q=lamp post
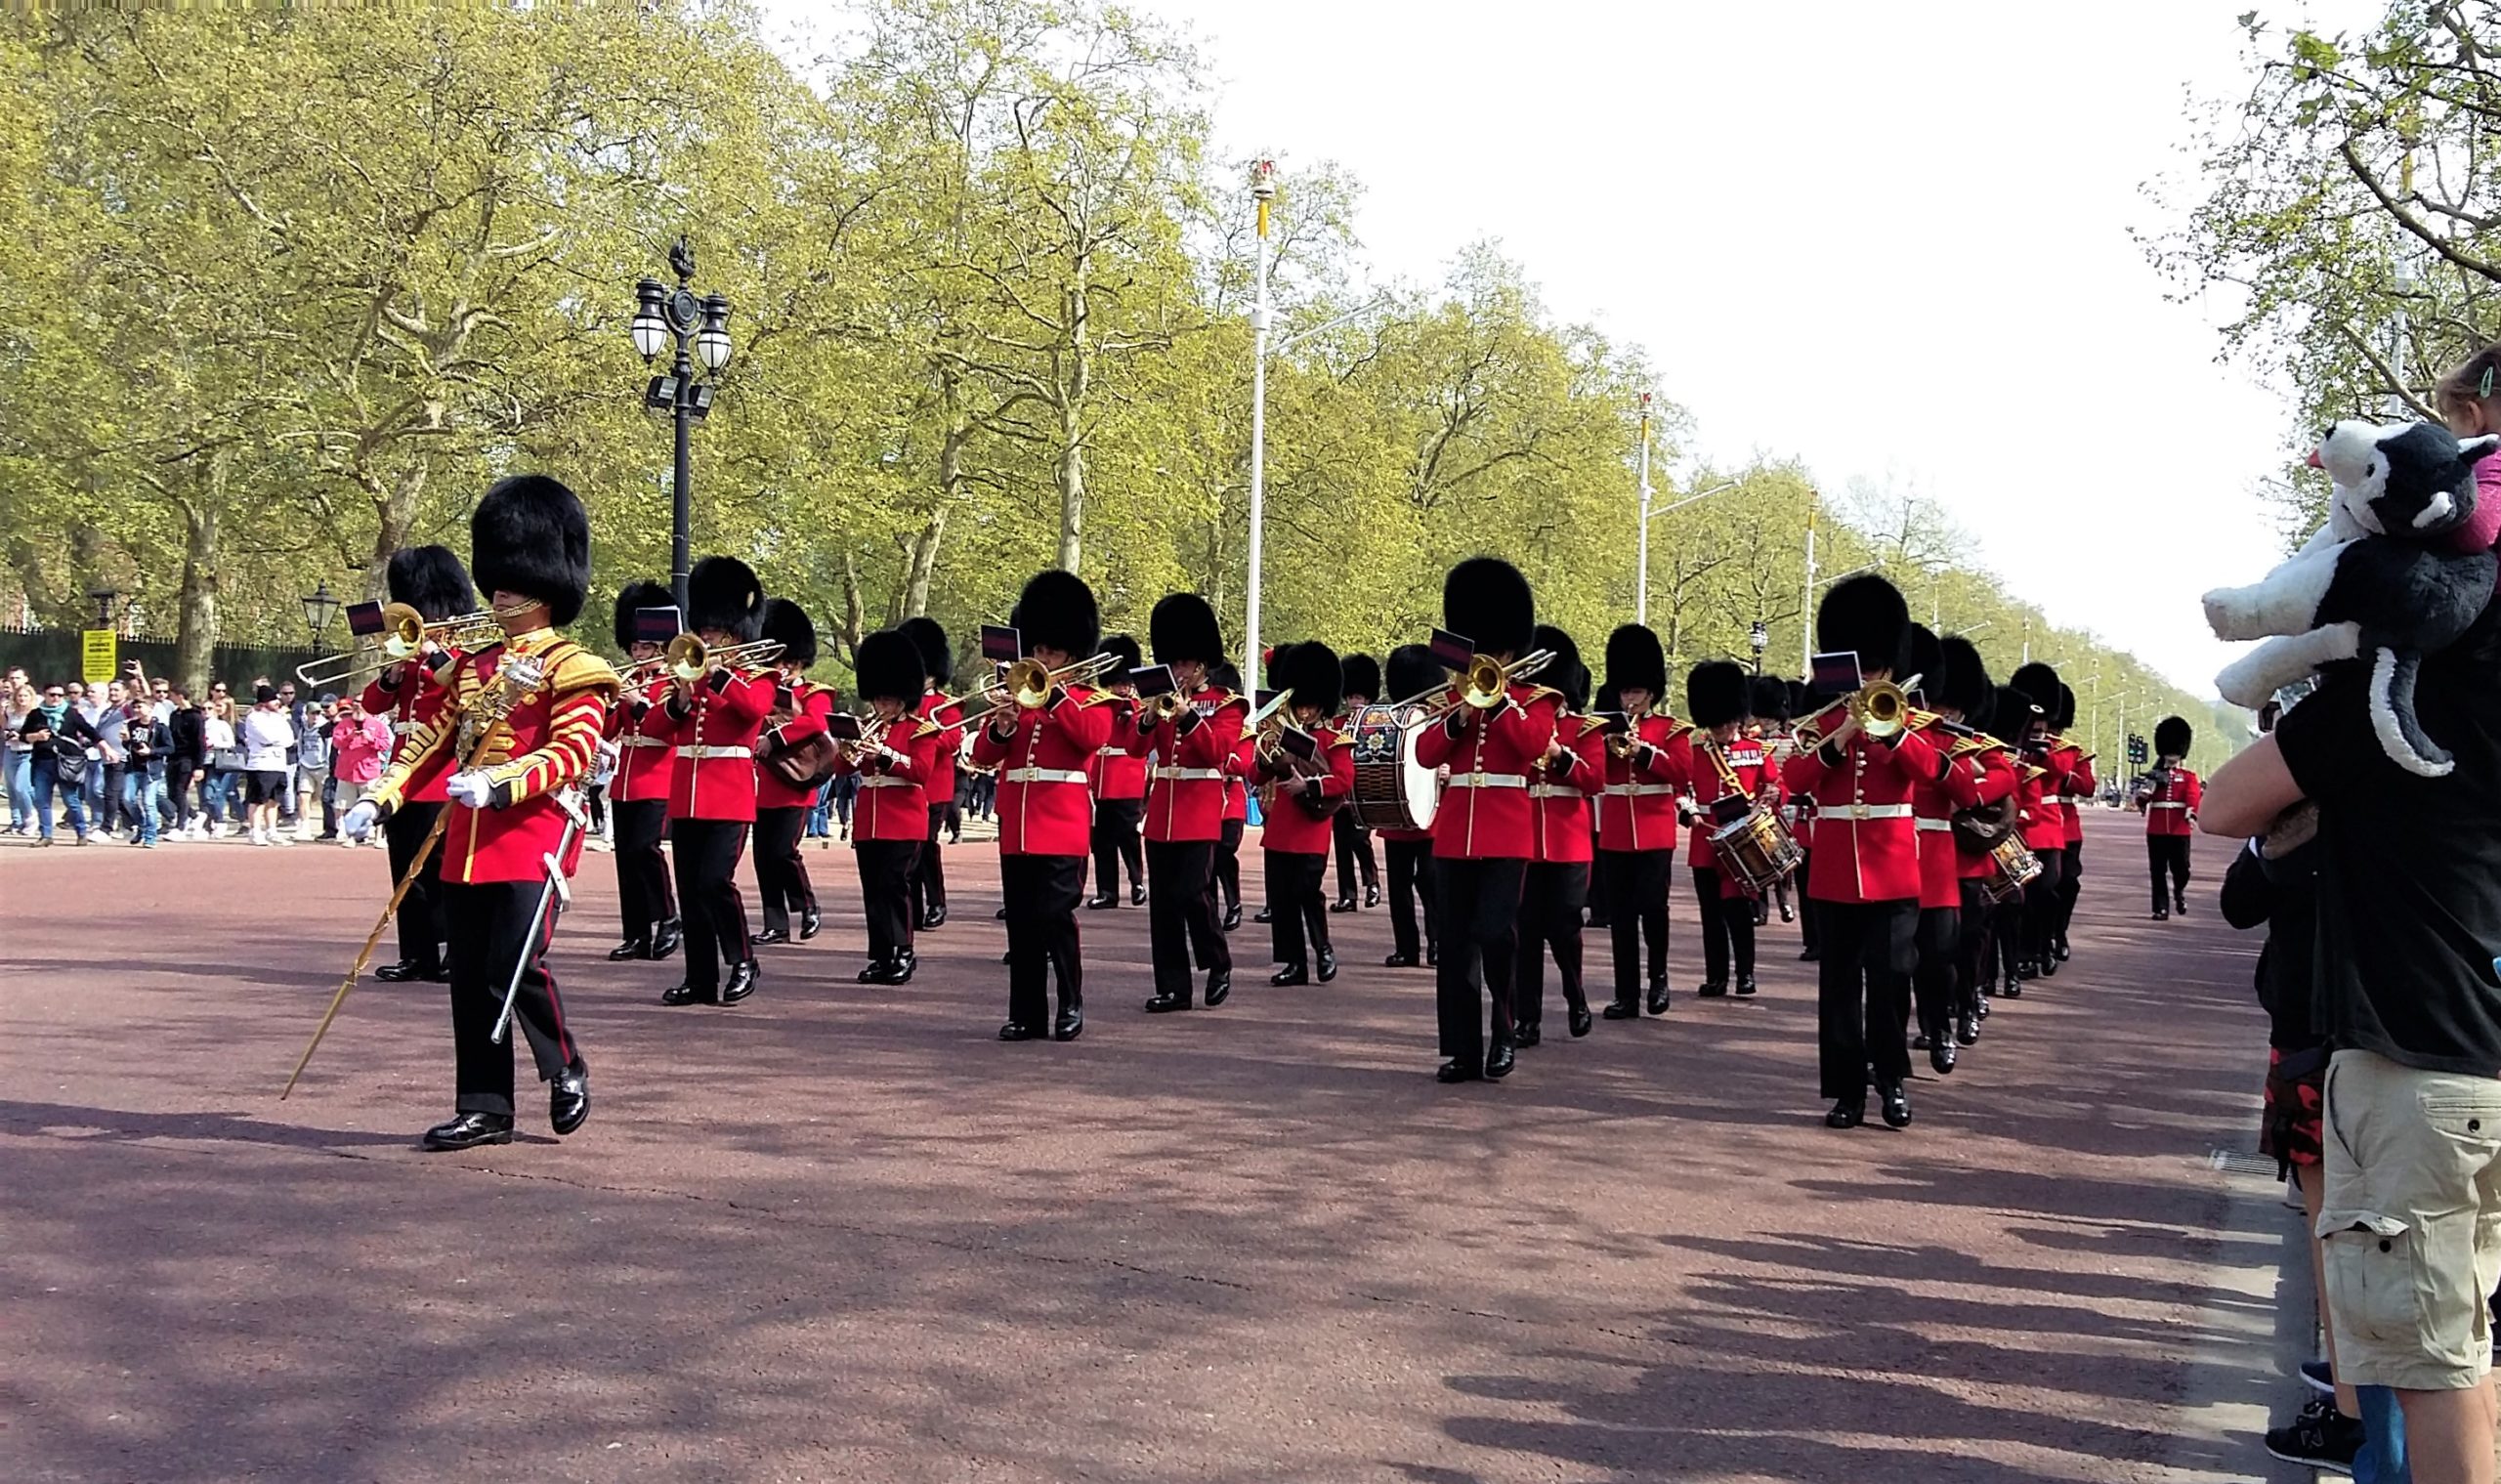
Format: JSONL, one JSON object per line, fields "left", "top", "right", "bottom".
{"left": 300, "top": 581, "right": 342, "bottom": 645}
{"left": 88, "top": 586, "right": 119, "bottom": 630}
{"left": 1244, "top": 159, "right": 1277, "bottom": 678}
{"left": 1748, "top": 620, "right": 1768, "bottom": 674}
{"left": 631, "top": 237, "right": 733, "bottom": 614}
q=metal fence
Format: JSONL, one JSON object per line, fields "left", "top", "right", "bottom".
{"left": 0, "top": 629, "right": 325, "bottom": 694}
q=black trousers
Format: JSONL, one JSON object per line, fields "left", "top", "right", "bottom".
{"left": 1795, "top": 848, "right": 1821, "bottom": 954}
{"left": 752, "top": 805, "right": 818, "bottom": 935}
{"left": 440, "top": 878, "right": 579, "bottom": 1119}
{"left": 1911, "top": 904, "right": 1962, "bottom": 1043}
{"left": 1598, "top": 848, "right": 1673, "bottom": 1006}
{"left": 1435, "top": 856, "right": 1527, "bottom": 1066}
{"left": 2054, "top": 839, "right": 2084, "bottom": 946}
{"left": 1954, "top": 879, "right": 1992, "bottom": 1015}
{"left": 1385, "top": 837, "right": 1438, "bottom": 959}
{"left": 1693, "top": 867, "right": 1758, "bottom": 985}
{"left": 1147, "top": 838, "right": 1227, "bottom": 998}
{"left": 1265, "top": 850, "right": 1333, "bottom": 967}
{"left": 857, "top": 837, "right": 917, "bottom": 962}
{"left": 1989, "top": 885, "right": 2023, "bottom": 988}
{"left": 611, "top": 797, "right": 676, "bottom": 941}
{"left": 1586, "top": 836, "right": 1610, "bottom": 927}
{"left": 907, "top": 802, "right": 950, "bottom": 923}
{"left": 1214, "top": 818, "right": 1244, "bottom": 912}
{"left": 1090, "top": 796, "right": 1144, "bottom": 896}
{"left": 2149, "top": 834, "right": 2191, "bottom": 910}
{"left": 2021, "top": 846, "right": 2066, "bottom": 964}
{"left": 1002, "top": 853, "right": 1084, "bottom": 1028}
{"left": 1512, "top": 860, "right": 1590, "bottom": 1030}
{"left": 1332, "top": 809, "right": 1378, "bottom": 900}
{"left": 167, "top": 757, "right": 197, "bottom": 829}
{"left": 386, "top": 801, "right": 447, "bottom": 971}
{"left": 669, "top": 818, "right": 751, "bottom": 995}
{"left": 1816, "top": 898, "right": 1916, "bottom": 1100}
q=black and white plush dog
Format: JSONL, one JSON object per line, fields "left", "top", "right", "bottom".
{"left": 2204, "top": 419, "right": 2498, "bottom": 777}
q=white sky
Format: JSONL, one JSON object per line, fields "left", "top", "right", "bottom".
{"left": 769, "top": 0, "right": 2389, "bottom": 695}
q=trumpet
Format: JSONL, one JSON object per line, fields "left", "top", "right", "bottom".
{"left": 930, "top": 651, "right": 1123, "bottom": 737}
{"left": 1412, "top": 648, "right": 1556, "bottom": 722}
{"left": 293, "top": 603, "right": 504, "bottom": 688}
{"left": 663, "top": 633, "right": 785, "bottom": 683}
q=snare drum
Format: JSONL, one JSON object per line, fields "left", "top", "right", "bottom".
{"left": 1348, "top": 702, "right": 1438, "bottom": 832}
{"left": 1707, "top": 806, "right": 1802, "bottom": 897}
{"left": 1979, "top": 835, "right": 2043, "bottom": 905}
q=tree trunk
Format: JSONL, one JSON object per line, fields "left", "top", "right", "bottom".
{"left": 172, "top": 461, "right": 223, "bottom": 697}
{"left": 363, "top": 450, "right": 434, "bottom": 587}
{"left": 836, "top": 550, "right": 867, "bottom": 669}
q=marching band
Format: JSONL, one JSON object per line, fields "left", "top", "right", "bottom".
{"left": 313, "top": 520, "right": 2125, "bottom": 1149}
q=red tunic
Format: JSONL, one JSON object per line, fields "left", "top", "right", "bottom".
{"left": 970, "top": 685, "right": 1114, "bottom": 857}
{"left": 914, "top": 692, "right": 966, "bottom": 820}
{"left": 1127, "top": 687, "right": 1252, "bottom": 843}
{"left": 360, "top": 652, "right": 462, "bottom": 806}
{"left": 755, "top": 679, "right": 837, "bottom": 812}
{"left": 652, "top": 670, "right": 772, "bottom": 823}
{"left": 1782, "top": 725, "right": 1943, "bottom": 905}
{"left": 2049, "top": 741, "right": 2092, "bottom": 845}
{"left": 1088, "top": 698, "right": 1150, "bottom": 801}
{"left": 2141, "top": 767, "right": 2203, "bottom": 836}
{"left": 1530, "top": 712, "right": 1606, "bottom": 864}
{"left": 2015, "top": 745, "right": 2065, "bottom": 852}
{"left": 1412, "top": 684, "right": 1548, "bottom": 861}
{"left": 1907, "top": 724, "right": 1985, "bottom": 911}
{"left": 1954, "top": 743, "right": 2021, "bottom": 881}
{"left": 1595, "top": 715, "right": 1691, "bottom": 854}
{"left": 1688, "top": 732, "right": 1778, "bottom": 897}
{"left": 829, "top": 713, "right": 942, "bottom": 841}
{"left": 1256, "top": 724, "right": 1356, "bottom": 855}
{"left": 605, "top": 675, "right": 677, "bottom": 806}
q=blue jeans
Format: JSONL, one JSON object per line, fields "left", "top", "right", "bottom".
{"left": 4, "top": 748, "right": 30, "bottom": 830}
{"left": 122, "top": 771, "right": 165, "bottom": 844}
{"left": 32, "top": 755, "right": 86, "bottom": 840}
{"left": 2353, "top": 1384, "right": 2409, "bottom": 1483}
{"left": 806, "top": 787, "right": 833, "bottom": 838}
{"left": 199, "top": 767, "right": 235, "bottom": 826}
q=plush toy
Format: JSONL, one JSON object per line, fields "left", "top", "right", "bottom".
{"left": 2203, "top": 419, "right": 2500, "bottom": 777}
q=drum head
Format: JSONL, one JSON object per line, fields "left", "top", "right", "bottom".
{"left": 1402, "top": 749, "right": 1438, "bottom": 828}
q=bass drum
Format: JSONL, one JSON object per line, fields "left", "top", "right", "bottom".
{"left": 1347, "top": 702, "right": 1438, "bottom": 832}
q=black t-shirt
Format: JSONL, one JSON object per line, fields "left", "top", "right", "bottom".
{"left": 2279, "top": 616, "right": 2501, "bottom": 1075}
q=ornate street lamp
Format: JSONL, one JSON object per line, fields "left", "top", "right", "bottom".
{"left": 632, "top": 238, "right": 733, "bottom": 613}
{"left": 302, "top": 580, "right": 342, "bottom": 644}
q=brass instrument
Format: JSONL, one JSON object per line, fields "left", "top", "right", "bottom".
{"left": 665, "top": 632, "right": 786, "bottom": 683}
{"left": 1411, "top": 648, "right": 1557, "bottom": 722}
{"left": 1609, "top": 710, "right": 1693, "bottom": 760}
{"left": 293, "top": 602, "right": 503, "bottom": 688}
{"left": 933, "top": 651, "right": 1123, "bottom": 737}
{"left": 1792, "top": 673, "right": 1924, "bottom": 751}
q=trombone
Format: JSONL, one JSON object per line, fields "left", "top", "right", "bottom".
{"left": 294, "top": 603, "right": 502, "bottom": 688}
{"left": 655, "top": 633, "right": 785, "bottom": 685}
{"left": 927, "top": 651, "right": 1121, "bottom": 737}
{"left": 1793, "top": 673, "right": 1925, "bottom": 752}
{"left": 1410, "top": 649, "right": 1556, "bottom": 722}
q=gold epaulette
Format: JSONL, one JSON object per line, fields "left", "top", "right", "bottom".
{"left": 1575, "top": 714, "right": 1612, "bottom": 739}
{"left": 539, "top": 640, "right": 622, "bottom": 701}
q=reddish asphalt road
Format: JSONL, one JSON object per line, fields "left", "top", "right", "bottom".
{"left": 5, "top": 812, "right": 2308, "bottom": 1482}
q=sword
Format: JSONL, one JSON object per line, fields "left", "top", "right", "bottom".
{"left": 491, "top": 784, "right": 585, "bottom": 1046}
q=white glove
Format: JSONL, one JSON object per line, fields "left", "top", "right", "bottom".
{"left": 341, "top": 800, "right": 380, "bottom": 841}
{"left": 445, "top": 770, "right": 495, "bottom": 809}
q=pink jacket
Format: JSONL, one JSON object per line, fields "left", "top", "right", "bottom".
{"left": 2451, "top": 453, "right": 2501, "bottom": 553}
{"left": 332, "top": 712, "right": 395, "bottom": 784}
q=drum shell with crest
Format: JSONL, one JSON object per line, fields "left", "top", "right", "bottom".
{"left": 1347, "top": 702, "right": 1439, "bottom": 832}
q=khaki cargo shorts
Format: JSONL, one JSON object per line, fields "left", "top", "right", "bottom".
{"left": 2318, "top": 1047, "right": 2501, "bottom": 1391}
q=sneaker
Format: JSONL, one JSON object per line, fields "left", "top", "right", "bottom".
{"left": 2300, "top": 1358, "right": 2334, "bottom": 1396}
{"left": 273, "top": 832, "right": 295, "bottom": 847}
{"left": 249, "top": 828, "right": 269, "bottom": 846}
{"left": 2264, "top": 1396, "right": 2360, "bottom": 1474}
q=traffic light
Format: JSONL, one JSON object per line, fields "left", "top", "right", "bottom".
{"left": 2127, "top": 733, "right": 2148, "bottom": 765}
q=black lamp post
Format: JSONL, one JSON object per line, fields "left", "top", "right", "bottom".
{"left": 631, "top": 237, "right": 733, "bottom": 614}
{"left": 87, "top": 586, "right": 119, "bottom": 630}
{"left": 301, "top": 580, "right": 342, "bottom": 644}
{"left": 1748, "top": 620, "right": 1768, "bottom": 675}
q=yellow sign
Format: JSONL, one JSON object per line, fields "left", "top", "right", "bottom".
{"left": 81, "top": 629, "right": 116, "bottom": 684}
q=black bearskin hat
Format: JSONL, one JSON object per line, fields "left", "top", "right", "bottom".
{"left": 898, "top": 615, "right": 951, "bottom": 686}
{"left": 1685, "top": 659, "right": 1749, "bottom": 729}
{"left": 1149, "top": 591, "right": 1225, "bottom": 666}
{"left": 2155, "top": 715, "right": 2193, "bottom": 757}
{"left": 2008, "top": 661, "right": 2060, "bottom": 715}
{"left": 854, "top": 629, "right": 927, "bottom": 704}
{"left": 1786, "top": 679, "right": 1812, "bottom": 721}
{"left": 687, "top": 556, "right": 766, "bottom": 643}
{"left": 1384, "top": 643, "right": 1444, "bottom": 703}
{"left": 1272, "top": 641, "right": 1343, "bottom": 716}
{"left": 388, "top": 545, "right": 476, "bottom": 624}
{"left": 1604, "top": 623, "right": 1668, "bottom": 697}
{"left": 1750, "top": 675, "right": 1792, "bottom": 725}
{"left": 471, "top": 475, "right": 591, "bottom": 627}
{"left": 2056, "top": 683, "right": 2078, "bottom": 732}
{"left": 1904, "top": 623, "right": 1943, "bottom": 695}
{"left": 1339, "top": 652, "right": 1380, "bottom": 703}
{"left": 1815, "top": 573, "right": 1909, "bottom": 676}
{"left": 1936, "top": 636, "right": 1991, "bottom": 718}
{"left": 612, "top": 579, "right": 673, "bottom": 652}
{"left": 1444, "top": 556, "right": 1534, "bottom": 657}
{"left": 1591, "top": 679, "right": 1621, "bottom": 717}
{"left": 1009, "top": 570, "right": 1101, "bottom": 660}
{"left": 1991, "top": 683, "right": 2045, "bottom": 740}
{"left": 761, "top": 598, "right": 819, "bottom": 669}
{"left": 1098, "top": 631, "right": 1142, "bottom": 673}
{"left": 1209, "top": 660, "right": 1243, "bottom": 695}
{"left": 1532, "top": 624, "right": 1589, "bottom": 711}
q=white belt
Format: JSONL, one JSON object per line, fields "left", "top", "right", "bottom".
{"left": 392, "top": 720, "right": 417, "bottom": 736}
{"left": 1152, "top": 767, "right": 1224, "bottom": 781}
{"left": 1528, "top": 784, "right": 1584, "bottom": 799}
{"left": 1604, "top": 783, "right": 1674, "bottom": 797}
{"left": 1096, "top": 746, "right": 1129, "bottom": 757}
{"left": 860, "top": 776, "right": 914, "bottom": 789}
{"left": 1004, "top": 767, "right": 1086, "bottom": 784}
{"left": 1826, "top": 803, "right": 1913, "bottom": 821}
{"left": 2052, "top": 795, "right": 2087, "bottom": 806}
{"left": 677, "top": 744, "right": 751, "bottom": 760}
{"left": 1448, "top": 772, "right": 1527, "bottom": 789}
{"left": 2147, "top": 801, "right": 2188, "bottom": 810}
{"left": 1916, "top": 818, "right": 1952, "bottom": 832}
{"left": 618, "top": 736, "right": 668, "bottom": 748}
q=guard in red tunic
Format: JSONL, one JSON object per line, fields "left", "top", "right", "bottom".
{"left": 1783, "top": 574, "right": 1942, "bottom": 1130}
{"left": 834, "top": 630, "right": 946, "bottom": 983}
{"left": 1211, "top": 659, "right": 1250, "bottom": 933}
{"left": 1784, "top": 678, "right": 1822, "bottom": 961}
{"left": 1085, "top": 632, "right": 1149, "bottom": 909}
{"left": 751, "top": 599, "right": 834, "bottom": 947}
{"left": 1127, "top": 594, "right": 1251, "bottom": 1011}
{"left": 2048, "top": 683, "right": 2096, "bottom": 961}
{"left": 1685, "top": 660, "right": 1774, "bottom": 999}
{"left": 1899, "top": 625, "right": 1988, "bottom": 1075}
{"left": 2140, "top": 714, "right": 2201, "bottom": 919}
{"left": 1595, "top": 623, "right": 1692, "bottom": 1020}
{"left": 1255, "top": 641, "right": 1355, "bottom": 985}
{"left": 360, "top": 544, "right": 474, "bottom": 984}
{"left": 343, "top": 475, "right": 617, "bottom": 1151}
{"left": 1330, "top": 652, "right": 1383, "bottom": 913}
{"left": 1935, "top": 637, "right": 2015, "bottom": 1049}
{"left": 1415, "top": 557, "right": 1550, "bottom": 1083}
{"left": 1749, "top": 678, "right": 1799, "bottom": 929}
{"left": 971, "top": 570, "right": 1113, "bottom": 1040}
{"left": 1377, "top": 645, "right": 1445, "bottom": 969}
{"left": 2006, "top": 662, "right": 2072, "bottom": 982}
{"left": 899, "top": 616, "right": 959, "bottom": 932}
{"left": 603, "top": 580, "right": 682, "bottom": 962}
{"left": 1513, "top": 625, "right": 1604, "bottom": 1044}
{"left": 652, "top": 556, "right": 771, "bottom": 1008}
